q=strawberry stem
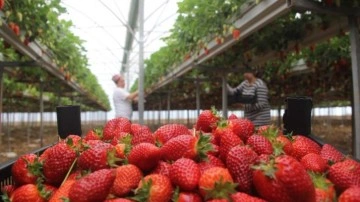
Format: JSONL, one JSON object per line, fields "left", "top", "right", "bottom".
{"left": 60, "top": 158, "right": 77, "bottom": 186}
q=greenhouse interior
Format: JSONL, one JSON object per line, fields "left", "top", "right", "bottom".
{"left": 1, "top": 0, "right": 360, "bottom": 201}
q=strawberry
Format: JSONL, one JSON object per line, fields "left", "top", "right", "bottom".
{"left": 246, "top": 135, "right": 273, "bottom": 155}
{"left": 199, "top": 167, "right": 236, "bottom": 200}
{"left": 275, "top": 135, "right": 293, "bottom": 156}
{"left": 111, "top": 132, "right": 132, "bottom": 146}
{"left": 338, "top": 186, "right": 360, "bottom": 202}
{"left": 0, "top": 0, "right": 4, "bottom": 10}
{"left": 229, "top": 119, "right": 254, "bottom": 142}
{"left": 128, "top": 143, "right": 161, "bottom": 172}
{"left": 10, "top": 183, "right": 54, "bottom": 202}
{"left": 253, "top": 155, "right": 316, "bottom": 202}
{"left": 78, "top": 142, "right": 119, "bottom": 171}
{"left": 111, "top": 164, "right": 143, "bottom": 197}
{"left": 328, "top": 159, "right": 360, "bottom": 191}
{"left": 195, "top": 109, "right": 219, "bottom": 133}
{"left": 84, "top": 128, "right": 103, "bottom": 140}
{"left": 134, "top": 174, "right": 173, "bottom": 202}
{"left": 11, "top": 154, "right": 42, "bottom": 185}
{"left": 152, "top": 161, "right": 171, "bottom": 177}
{"left": 49, "top": 177, "right": 76, "bottom": 202}
{"left": 43, "top": 142, "right": 77, "bottom": 186}
{"left": 103, "top": 117, "right": 131, "bottom": 140}
{"left": 170, "top": 158, "right": 201, "bottom": 191}
{"left": 199, "top": 155, "right": 225, "bottom": 174}
{"left": 231, "top": 192, "right": 267, "bottom": 202}
{"left": 219, "top": 128, "right": 243, "bottom": 162}
{"left": 131, "top": 126, "right": 155, "bottom": 145}
{"left": 131, "top": 123, "right": 142, "bottom": 134}
{"left": 8, "top": 22, "right": 20, "bottom": 36}
{"left": 161, "top": 134, "right": 212, "bottom": 161}
{"left": 309, "top": 173, "right": 336, "bottom": 202}
{"left": 105, "top": 199, "right": 134, "bottom": 202}
{"left": 174, "top": 192, "right": 202, "bottom": 202}
{"left": 291, "top": 135, "right": 321, "bottom": 160}
{"left": 208, "top": 143, "right": 220, "bottom": 156}
{"left": 154, "top": 124, "right": 192, "bottom": 145}
{"left": 300, "top": 153, "right": 328, "bottom": 173}
{"left": 216, "top": 37, "right": 223, "bottom": 45}
{"left": 228, "top": 114, "right": 238, "bottom": 120}
{"left": 226, "top": 145, "right": 258, "bottom": 193}
{"left": 207, "top": 199, "right": 228, "bottom": 202}
{"left": 1, "top": 185, "right": 15, "bottom": 198}
{"left": 69, "top": 169, "right": 115, "bottom": 202}
{"left": 232, "top": 29, "right": 240, "bottom": 40}
{"left": 320, "top": 144, "right": 344, "bottom": 164}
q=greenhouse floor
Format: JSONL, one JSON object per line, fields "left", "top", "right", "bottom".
{"left": 0, "top": 116, "right": 352, "bottom": 164}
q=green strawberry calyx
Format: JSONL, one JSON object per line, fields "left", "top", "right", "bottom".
{"left": 252, "top": 158, "right": 277, "bottom": 179}
{"left": 132, "top": 178, "right": 153, "bottom": 202}
{"left": 171, "top": 186, "right": 180, "bottom": 202}
{"left": 203, "top": 177, "right": 237, "bottom": 200}
{"left": 196, "top": 133, "right": 214, "bottom": 161}
{"left": 308, "top": 172, "right": 333, "bottom": 190}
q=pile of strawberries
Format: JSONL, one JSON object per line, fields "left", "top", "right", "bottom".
{"left": 2, "top": 109, "right": 360, "bottom": 202}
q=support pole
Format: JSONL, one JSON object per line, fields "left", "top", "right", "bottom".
{"left": 277, "top": 105, "right": 282, "bottom": 128}
{"left": 222, "top": 74, "right": 228, "bottom": 119}
{"left": 138, "top": 0, "right": 145, "bottom": 124}
{"left": 196, "top": 79, "right": 201, "bottom": 116}
{"left": 349, "top": 16, "right": 360, "bottom": 158}
{"left": 0, "top": 67, "right": 3, "bottom": 140}
{"left": 39, "top": 81, "right": 44, "bottom": 147}
{"left": 167, "top": 93, "right": 171, "bottom": 123}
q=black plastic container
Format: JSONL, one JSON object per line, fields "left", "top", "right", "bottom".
{"left": 283, "top": 96, "right": 313, "bottom": 136}
{"left": 56, "top": 105, "right": 82, "bottom": 138}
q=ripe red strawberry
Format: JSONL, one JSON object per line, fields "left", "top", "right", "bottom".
{"left": 49, "top": 177, "right": 76, "bottom": 202}
{"left": 229, "top": 118, "right": 254, "bottom": 142}
{"left": 0, "top": 0, "right": 4, "bottom": 10}
{"left": 228, "top": 114, "right": 238, "bottom": 120}
{"left": 43, "top": 142, "right": 77, "bottom": 186}
{"left": 170, "top": 158, "right": 200, "bottom": 191}
{"left": 309, "top": 173, "right": 336, "bottom": 202}
{"left": 253, "top": 155, "right": 316, "bottom": 202}
{"left": 131, "top": 123, "right": 142, "bottom": 134}
{"left": 131, "top": 126, "right": 155, "bottom": 145}
{"left": 111, "top": 164, "right": 143, "bottom": 197}
{"left": 1, "top": 185, "right": 15, "bottom": 198}
{"left": 275, "top": 135, "right": 293, "bottom": 156}
{"left": 9, "top": 22, "right": 20, "bottom": 36}
{"left": 199, "top": 167, "right": 236, "bottom": 200}
{"left": 78, "top": 142, "right": 119, "bottom": 171}
{"left": 207, "top": 199, "right": 228, "bottom": 202}
{"left": 103, "top": 117, "right": 131, "bottom": 140}
{"left": 328, "top": 159, "right": 360, "bottom": 191}
{"left": 338, "top": 186, "right": 360, "bottom": 202}
{"left": 231, "top": 192, "right": 267, "bottom": 202}
{"left": 199, "top": 155, "right": 225, "bottom": 174}
{"left": 174, "top": 192, "right": 202, "bottom": 202}
{"left": 300, "top": 153, "right": 328, "bottom": 173}
{"left": 104, "top": 199, "right": 134, "bottom": 202}
{"left": 128, "top": 143, "right": 161, "bottom": 172}
{"left": 10, "top": 184, "right": 54, "bottom": 202}
{"left": 232, "top": 29, "right": 240, "bottom": 39}
{"left": 320, "top": 144, "right": 344, "bottom": 164}
{"left": 134, "top": 174, "right": 173, "bottom": 202}
{"left": 161, "top": 134, "right": 212, "bottom": 161}
{"left": 84, "top": 128, "right": 103, "bottom": 140}
{"left": 195, "top": 109, "right": 219, "bottom": 133}
{"left": 152, "top": 161, "right": 171, "bottom": 177}
{"left": 208, "top": 143, "right": 220, "bottom": 156}
{"left": 154, "top": 124, "right": 192, "bottom": 145}
{"left": 69, "top": 169, "right": 115, "bottom": 202}
{"left": 226, "top": 145, "right": 258, "bottom": 193}
{"left": 11, "top": 154, "right": 42, "bottom": 185}
{"left": 246, "top": 134, "right": 273, "bottom": 155}
{"left": 292, "top": 135, "right": 321, "bottom": 160}
{"left": 219, "top": 128, "right": 243, "bottom": 162}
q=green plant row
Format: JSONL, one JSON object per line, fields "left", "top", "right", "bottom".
{"left": 0, "top": 0, "right": 110, "bottom": 111}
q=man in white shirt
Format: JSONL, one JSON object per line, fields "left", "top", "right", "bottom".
{"left": 112, "top": 74, "right": 138, "bottom": 119}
